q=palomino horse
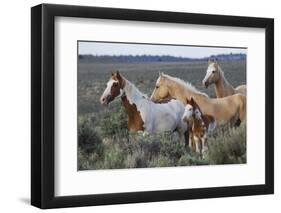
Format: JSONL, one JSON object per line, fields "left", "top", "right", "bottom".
{"left": 100, "top": 71, "right": 188, "bottom": 144}
{"left": 150, "top": 72, "right": 246, "bottom": 126}
{"left": 202, "top": 59, "right": 247, "bottom": 98}
{"left": 182, "top": 98, "right": 216, "bottom": 158}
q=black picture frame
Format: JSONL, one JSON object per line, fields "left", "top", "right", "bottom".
{"left": 31, "top": 3, "right": 274, "bottom": 209}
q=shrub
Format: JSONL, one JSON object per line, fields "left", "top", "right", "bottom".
{"left": 148, "top": 155, "right": 174, "bottom": 167}
{"left": 207, "top": 122, "right": 246, "bottom": 164}
{"left": 78, "top": 147, "right": 101, "bottom": 170}
{"left": 78, "top": 110, "right": 246, "bottom": 170}
{"left": 78, "top": 116, "right": 104, "bottom": 155}
{"left": 125, "top": 150, "right": 148, "bottom": 168}
{"left": 99, "top": 101, "right": 128, "bottom": 138}
{"left": 102, "top": 144, "right": 125, "bottom": 169}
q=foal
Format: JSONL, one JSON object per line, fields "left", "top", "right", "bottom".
{"left": 182, "top": 98, "right": 216, "bottom": 158}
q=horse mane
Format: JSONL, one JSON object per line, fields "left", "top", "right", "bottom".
{"left": 163, "top": 74, "right": 209, "bottom": 98}
{"left": 216, "top": 64, "right": 232, "bottom": 86}
{"left": 121, "top": 75, "right": 149, "bottom": 106}
{"left": 153, "top": 97, "right": 175, "bottom": 104}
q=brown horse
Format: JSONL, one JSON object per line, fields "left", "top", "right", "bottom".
{"left": 182, "top": 98, "right": 216, "bottom": 158}
{"left": 202, "top": 59, "right": 247, "bottom": 98}
{"left": 150, "top": 72, "right": 246, "bottom": 126}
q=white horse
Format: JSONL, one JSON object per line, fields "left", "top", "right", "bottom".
{"left": 100, "top": 71, "right": 188, "bottom": 144}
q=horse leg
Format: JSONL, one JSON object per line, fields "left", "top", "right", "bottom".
{"left": 177, "top": 120, "right": 189, "bottom": 146}
{"left": 194, "top": 136, "right": 200, "bottom": 153}
{"left": 190, "top": 133, "right": 195, "bottom": 152}
{"left": 184, "top": 130, "right": 189, "bottom": 147}
{"left": 194, "top": 136, "right": 203, "bottom": 159}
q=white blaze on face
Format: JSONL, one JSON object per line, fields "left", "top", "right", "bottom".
{"left": 100, "top": 79, "right": 118, "bottom": 103}
{"left": 202, "top": 63, "right": 216, "bottom": 85}
{"left": 182, "top": 104, "right": 193, "bottom": 121}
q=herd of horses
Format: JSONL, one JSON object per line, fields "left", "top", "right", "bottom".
{"left": 100, "top": 59, "right": 246, "bottom": 158}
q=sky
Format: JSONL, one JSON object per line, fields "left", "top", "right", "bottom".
{"left": 78, "top": 41, "right": 247, "bottom": 59}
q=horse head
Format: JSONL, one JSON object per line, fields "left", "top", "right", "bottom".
{"left": 150, "top": 72, "right": 170, "bottom": 101}
{"left": 202, "top": 58, "right": 220, "bottom": 88}
{"left": 100, "top": 71, "right": 125, "bottom": 105}
{"left": 189, "top": 97, "right": 204, "bottom": 120}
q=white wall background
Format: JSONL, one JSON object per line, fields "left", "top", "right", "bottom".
{"left": 0, "top": 0, "right": 279, "bottom": 212}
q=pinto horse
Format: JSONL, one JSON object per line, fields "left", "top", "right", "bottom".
{"left": 182, "top": 98, "right": 216, "bottom": 158}
{"left": 100, "top": 71, "right": 189, "bottom": 144}
{"left": 150, "top": 72, "right": 246, "bottom": 126}
{"left": 202, "top": 59, "right": 247, "bottom": 98}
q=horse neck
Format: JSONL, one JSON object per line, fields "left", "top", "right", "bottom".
{"left": 167, "top": 79, "right": 208, "bottom": 106}
{"left": 123, "top": 78, "right": 146, "bottom": 106}
{"left": 215, "top": 67, "right": 235, "bottom": 97}
{"left": 121, "top": 95, "right": 137, "bottom": 116}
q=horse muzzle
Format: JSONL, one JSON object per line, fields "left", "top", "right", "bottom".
{"left": 203, "top": 81, "right": 209, "bottom": 88}
{"left": 100, "top": 95, "right": 114, "bottom": 105}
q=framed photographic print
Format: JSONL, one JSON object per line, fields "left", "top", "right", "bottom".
{"left": 31, "top": 3, "right": 274, "bottom": 209}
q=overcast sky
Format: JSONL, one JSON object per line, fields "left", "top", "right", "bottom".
{"left": 78, "top": 41, "right": 247, "bottom": 58}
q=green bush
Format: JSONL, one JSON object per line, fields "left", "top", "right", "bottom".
{"left": 102, "top": 144, "right": 125, "bottom": 169}
{"left": 78, "top": 116, "right": 104, "bottom": 155}
{"left": 207, "top": 122, "right": 246, "bottom": 164}
{"left": 99, "top": 101, "right": 128, "bottom": 138}
{"left": 78, "top": 110, "right": 247, "bottom": 170}
{"left": 78, "top": 116, "right": 105, "bottom": 170}
{"left": 125, "top": 150, "right": 148, "bottom": 168}
{"left": 148, "top": 155, "right": 174, "bottom": 167}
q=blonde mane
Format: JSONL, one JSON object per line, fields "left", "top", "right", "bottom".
{"left": 217, "top": 65, "right": 228, "bottom": 83}
{"left": 163, "top": 74, "right": 209, "bottom": 98}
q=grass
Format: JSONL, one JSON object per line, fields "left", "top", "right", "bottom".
{"left": 77, "top": 60, "right": 247, "bottom": 170}
{"left": 78, "top": 103, "right": 246, "bottom": 170}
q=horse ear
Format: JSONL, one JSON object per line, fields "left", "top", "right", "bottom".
{"left": 190, "top": 97, "right": 195, "bottom": 106}
{"left": 116, "top": 71, "right": 122, "bottom": 81}
{"left": 213, "top": 59, "right": 219, "bottom": 68}
{"left": 159, "top": 72, "right": 165, "bottom": 77}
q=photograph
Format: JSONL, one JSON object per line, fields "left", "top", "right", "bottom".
{"left": 30, "top": 3, "right": 274, "bottom": 209}
{"left": 77, "top": 41, "right": 247, "bottom": 170}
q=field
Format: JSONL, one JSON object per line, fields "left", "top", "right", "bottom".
{"left": 78, "top": 60, "right": 246, "bottom": 170}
